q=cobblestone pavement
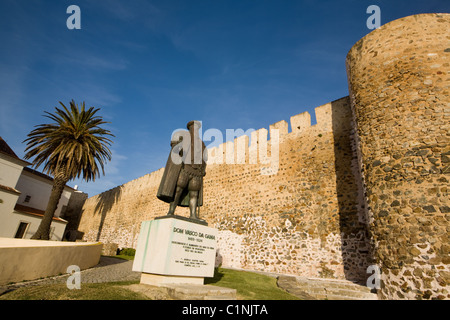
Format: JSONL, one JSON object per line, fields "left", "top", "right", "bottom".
{"left": 70, "top": 256, "right": 140, "bottom": 283}
{"left": 1, "top": 256, "right": 140, "bottom": 294}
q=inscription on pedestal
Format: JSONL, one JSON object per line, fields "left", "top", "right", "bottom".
{"left": 132, "top": 217, "right": 217, "bottom": 278}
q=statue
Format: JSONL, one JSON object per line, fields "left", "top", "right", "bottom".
{"left": 157, "top": 120, "right": 207, "bottom": 220}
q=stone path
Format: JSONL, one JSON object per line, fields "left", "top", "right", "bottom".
{"left": 73, "top": 257, "right": 141, "bottom": 283}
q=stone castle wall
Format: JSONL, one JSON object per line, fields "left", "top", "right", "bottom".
{"left": 79, "top": 96, "right": 373, "bottom": 283}
{"left": 346, "top": 13, "right": 449, "bottom": 299}
{"left": 77, "top": 13, "right": 449, "bottom": 299}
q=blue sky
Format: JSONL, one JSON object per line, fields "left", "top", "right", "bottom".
{"left": 0, "top": 0, "right": 448, "bottom": 197}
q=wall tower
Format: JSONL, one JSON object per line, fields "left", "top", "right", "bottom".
{"left": 346, "top": 13, "right": 449, "bottom": 299}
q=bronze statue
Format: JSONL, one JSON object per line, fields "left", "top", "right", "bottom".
{"left": 157, "top": 121, "right": 207, "bottom": 220}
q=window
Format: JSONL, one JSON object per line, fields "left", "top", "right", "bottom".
{"left": 24, "top": 195, "right": 31, "bottom": 203}
{"left": 14, "top": 222, "right": 29, "bottom": 239}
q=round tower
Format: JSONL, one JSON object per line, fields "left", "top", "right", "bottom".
{"left": 346, "top": 13, "right": 449, "bottom": 299}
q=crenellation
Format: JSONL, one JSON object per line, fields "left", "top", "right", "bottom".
{"left": 249, "top": 129, "right": 259, "bottom": 164}
{"left": 314, "top": 102, "right": 333, "bottom": 132}
{"left": 290, "top": 111, "right": 311, "bottom": 134}
{"left": 207, "top": 145, "right": 222, "bottom": 165}
{"left": 269, "top": 120, "right": 288, "bottom": 138}
{"left": 225, "top": 140, "right": 234, "bottom": 165}
{"left": 234, "top": 135, "right": 248, "bottom": 164}
{"left": 204, "top": 109, "right": 344, "bottom": 166}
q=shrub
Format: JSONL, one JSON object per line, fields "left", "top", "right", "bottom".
{"left": 118, "top": 248, "right": 136, "bottom": 256}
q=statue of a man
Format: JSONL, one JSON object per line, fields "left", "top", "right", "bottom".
{"left": 157, "top": 120, "right": 207, "bottom": 220}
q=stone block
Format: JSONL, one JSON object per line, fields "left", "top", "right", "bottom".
{"left": 290, "top": 112, "right": 311, "bottom": 134}
{"left": 101, "top": 242, "right": 118, "bottom": 256}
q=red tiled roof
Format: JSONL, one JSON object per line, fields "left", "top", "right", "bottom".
{"left": 0, "top": 136, "right": 30, "bottom": 166}
{"left": 14, "top": 204, "right": 67, "bottom": 223}
{"left": 0, "top": 136, "right": 20, "bottom": 159}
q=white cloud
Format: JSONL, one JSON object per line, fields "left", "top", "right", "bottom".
{"left": 91, "top": 0, "right": 164, "bottom": 31}
{"left": 105, "top": 149, "right": 128, "bottom": 176}
{"left": 57, "top": 53, "right": 129, "bottom": 71}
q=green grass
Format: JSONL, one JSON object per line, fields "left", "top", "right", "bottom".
{"left": 205, "top": 268, "right": 301, "bottom": 300}
{"left": 0, "top": 281, "right": 147, "bottom": 300}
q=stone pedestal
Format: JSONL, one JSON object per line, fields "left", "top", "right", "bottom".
{"left": 132, "top": 216, "right": 218, "bottom": 286}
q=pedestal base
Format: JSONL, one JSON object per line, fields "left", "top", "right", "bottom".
{"left": 140, "top": 273, "right": 204, "bottom": 287}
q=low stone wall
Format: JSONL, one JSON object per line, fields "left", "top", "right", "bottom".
{"left": 0, "top": 237, "right": 102, "bottom": 285}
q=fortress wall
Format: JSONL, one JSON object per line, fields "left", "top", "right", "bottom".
{"left": 79, "top": 168, "right": 166, "bottom": 247}
{"left": 78, "top": 96, "right": 372, "bottom": 282}
{"left": 346, "top": 13, "right": 450, "bottom": 299}
{"left": 203, "top": 97, "right": 371, "bottom": 282}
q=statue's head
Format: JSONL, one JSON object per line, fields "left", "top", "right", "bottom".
{"left": 187, "top": 120, "right": 201, "bottom": 130}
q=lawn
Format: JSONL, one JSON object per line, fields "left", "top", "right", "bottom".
{"left": 205, "top": 268, "right": 300, "bottom": 300}
{"left": 0, "top": 267, "right": 300, "bottom": 300}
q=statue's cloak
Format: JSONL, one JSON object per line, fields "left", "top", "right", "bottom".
{"left": 156, "top": 143, "right": 204, "bottom": 207}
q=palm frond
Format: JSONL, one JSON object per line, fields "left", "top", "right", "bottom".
{"left": 24, "top": 100, "right": 114, "bottom": 182}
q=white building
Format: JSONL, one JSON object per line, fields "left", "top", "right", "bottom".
{"left": 0, "top": 137, "right": 76, "bottom": 240}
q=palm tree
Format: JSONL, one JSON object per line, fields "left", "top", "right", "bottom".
{"left": 23, "top": 100, "right": 114, "bottom": 240}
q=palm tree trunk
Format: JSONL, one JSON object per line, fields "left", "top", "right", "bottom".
{"left": 31, "top": 172, "right": 69, "bottom": 240}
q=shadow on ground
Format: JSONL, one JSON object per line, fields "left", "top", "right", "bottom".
{"left": 204, "top": 267, "right": 224, "bottom": 285}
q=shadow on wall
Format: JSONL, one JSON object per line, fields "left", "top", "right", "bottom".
{"left": 330, "top": 98, "right": 375, "bottom": 284}
{"left": 94, "top": 185, "right": 123, "bottom": 242}
{"left": 63, "top": 192, "right": 89, "bottom": 241}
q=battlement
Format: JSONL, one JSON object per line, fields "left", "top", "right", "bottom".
{"left": 206, "top": 96, "right": 350, "bottom": 167}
